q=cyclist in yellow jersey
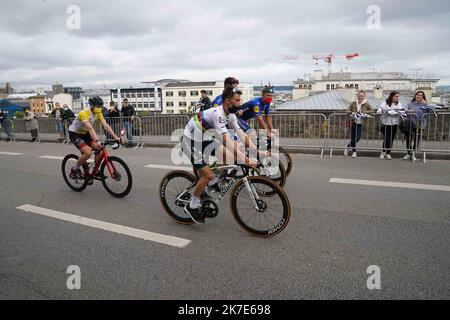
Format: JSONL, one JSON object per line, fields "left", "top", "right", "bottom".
{"left": 68, "top": 96, "right": 120, "bottom": 179}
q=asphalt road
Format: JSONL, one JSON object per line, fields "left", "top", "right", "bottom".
{"left": 0, "top": 141, "right": 449, "bottom": 300}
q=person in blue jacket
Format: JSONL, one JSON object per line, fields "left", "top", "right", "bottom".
{"left": 212, "top": 77, "right": 240, "bottom": 108}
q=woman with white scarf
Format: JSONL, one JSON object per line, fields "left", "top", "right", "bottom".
{"left": 345, "top": 90, "right": 373, "bottom": 158}
{"left": 377, "top": 91, "right": 403, "bottom": 160}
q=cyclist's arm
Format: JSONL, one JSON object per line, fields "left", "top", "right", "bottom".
{"left": 222, "top": 133, "right": 254, "bottom": 166}
{"left": 265, "top": 114, "right": 274, "bottom": 138}
{"left": 100, "top": 118, "right": 120, "bottom": 140}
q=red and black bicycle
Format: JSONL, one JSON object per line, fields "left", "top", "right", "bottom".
{"left": 61, "top": 140, "right": 132, "bottom": 198}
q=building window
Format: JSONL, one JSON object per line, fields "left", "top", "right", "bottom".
{"left": 326, "top": 84, "right": 330, "bottom": 91}
{"left": 143, "top": 102, "right": 149, "bottom": 109}
{"left": 143, "top": 93, "right": 149, "bottom": 98}
{"left": 179, "top": 91, "right": 187, "bottom": 97}
{"left": 137, "top": 93, "right": 143, "bottom": 98}
{"left": 166, "top": 91, "right": 174, "bottom": 97}
{"left": 190, "top": 91, "right": 199, "bottom": 97}
{"left": 179, "top": 101, "right": 187, "bottom": 107}
{"left": 206, "top": 90, "right": 213, "bottom": 96}
{"left": 166, "top": 102, "right": 174, "bottom": 107}
{"left": 190, "top": 101, "right": 196, "bottom": 107}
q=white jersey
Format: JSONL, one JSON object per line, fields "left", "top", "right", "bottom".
{"left": 183, "top": 106, "right": 241, "bottom": 141}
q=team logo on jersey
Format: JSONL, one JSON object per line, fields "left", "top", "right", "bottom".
{"left": 253, "top": 106, "right": 260, "bottom": 113}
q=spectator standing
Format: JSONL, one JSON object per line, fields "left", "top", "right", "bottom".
{"left": 344, "top": 90, "right": 373, "bottom": 158}
{"left": 24, "top": 108, "right": 39, "bottom": 142}
{"left": 121, "top": 98, "right": 136, "bottom": 147}
{"left": 0, "top": 108, "right": 14, "bottom": 141}
{"left": 377, "top": 91, "right": 403, "bottom": 160}
{"left": 105, "top": 101, "right": 120, "bottom": 140}
{"left": 198, "top": 90, "right": 212, "bottom": 111}
{"left": 402, "top": 91, "right": 429, "bottom": 161}
{"left": 51, "top": 103, "right": 65, "bottom": 140}
{"left": 61, "top": 104, "right": 75, "bottom": 140}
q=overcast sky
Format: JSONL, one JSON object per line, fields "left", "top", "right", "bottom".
{"left": 1, "top": 0, "right": 449, "bottom": 90}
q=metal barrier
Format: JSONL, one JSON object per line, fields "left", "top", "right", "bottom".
{"left": 420, "top": 112, "right": 450, "bottom": 162}
{"left": 4, "top": 112, "right": 450, "bottom": 160}
{"left": 248, "top": 113, "right": 328, "bottom": 157}
{"left": 139, "top": 115, "right": 190, "bottom": 147}
{"left": 35, "top": 118, "right": 66, "bottom": 142}
{"left": 0, "top": 119, "right": 15, "bottom": 142}
{"left": 327, "top": 113, "right": 420, "bottom": 158}
{"left": 10, "top": 119, "right": 40, "bottom": 143}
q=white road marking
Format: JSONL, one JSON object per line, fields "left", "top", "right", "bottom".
{"left": 39, "top": 156, "right": 94, "bottom": 163}
{"left": 330, "top": 178, "right": 450, "bottom": 192}
{"left": 16, "top": 204, "right": 191, "bottom": 248}
{"left": 39, "top": 156, "right": 65, "bottom": 160}
{"left": 0, "top": 152, "right": 23, "bottom": 156}
{"left": 145, "top": 164, "right": 191, "bottom": 171}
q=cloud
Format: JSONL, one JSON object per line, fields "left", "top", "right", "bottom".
{"left": 0, "top": 0, "right": 449, "bottom": 89}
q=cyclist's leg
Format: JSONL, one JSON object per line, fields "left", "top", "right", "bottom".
{"left": 69, "top": 132, "right": 94, "bottom": 168}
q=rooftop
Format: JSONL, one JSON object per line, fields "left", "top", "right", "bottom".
{"left": 277, "top": 89, "right": 415, "bottom": 111}
{"left": 164, "top": 81, "right": 217, "bottom": 88}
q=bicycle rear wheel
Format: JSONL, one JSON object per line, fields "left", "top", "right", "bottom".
{"left": 159, "top": 171, "right": 196, "bottom": 225}
{"left": 230, "top": 176, "right": 291, "bottom": 237}
{"left": 100, "top": 156, "right": 133, "bottom": 198}
{"left": 61, "top": 154, "right": 88, "bottom": 192}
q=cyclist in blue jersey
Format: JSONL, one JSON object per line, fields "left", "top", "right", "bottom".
{"left": 237, "top": 86, "right": 275, "bottom": 142}
{"left": 212, "top": 77, "right": 240, "bottom": 108}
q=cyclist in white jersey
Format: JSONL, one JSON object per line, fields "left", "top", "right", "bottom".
{"left": 182, "top": 87, "right": 257, "bottom": 223}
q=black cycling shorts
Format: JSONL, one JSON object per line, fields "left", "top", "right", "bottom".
{"left": 181, "top": 135, "right": 218, "bottom": 170}
{"left": 69, "top": 131, "right": 94, "bottom": 150}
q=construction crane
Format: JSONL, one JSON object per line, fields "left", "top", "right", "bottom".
{"left": 283, "top": 53, "right": 360, "bottom": 74}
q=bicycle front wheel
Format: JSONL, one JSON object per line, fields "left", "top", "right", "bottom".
{"left": 61, "top": 154, "right": 88, "bottom": 192}
{"left": 279, "top": 147, "right": 293, "bottom": 177}
{"left": 101, "top": 156, "right": 133, "bottom": 198}
{"left": 230, "top": 176, "right": 291, "bottom": 237}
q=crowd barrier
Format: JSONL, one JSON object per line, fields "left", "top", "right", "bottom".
{"left": 2, "top": 112, "right": 449, "bottom": 161}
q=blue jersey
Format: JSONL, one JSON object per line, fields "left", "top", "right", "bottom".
{"left": 212, "top": 95, "right": 222, "bottom": 108}
{"left": 239, "top": 97, "right": 270, "bottom": 121}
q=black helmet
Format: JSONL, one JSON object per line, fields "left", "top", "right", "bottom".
{"left": 88, "top": 96, "right": 104, "bottom": 107}
{"left": 262, "top": 86, "right": 274, "bottom": 95}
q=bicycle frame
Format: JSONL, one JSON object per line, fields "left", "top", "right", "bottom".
{"left": 85, "top": 147, "right": 117, "bottom": 179}
{"left": 177, "top": 164, "right": 262, "bottom": 211}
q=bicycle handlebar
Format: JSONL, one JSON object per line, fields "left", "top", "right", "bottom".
{"left": 101, "top": 139, "right": 121, "bottom": 150}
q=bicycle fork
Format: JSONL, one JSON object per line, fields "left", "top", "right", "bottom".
{"left": 242, "top": 177, "right": 261, "bottom": 211}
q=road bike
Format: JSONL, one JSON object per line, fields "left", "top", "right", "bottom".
{"left": 159, "top": 164, "right": 291, "bottom": 237}
{"left": 62, "top": 140, "right": 133, "bottom": 198}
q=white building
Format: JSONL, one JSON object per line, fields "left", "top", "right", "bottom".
{"left": 45, "top": 93, "right": 74, "bottom": 111}
{"left": 110, "top": 87, "right": 162, "bottom": 113}
{"left": 293, "top": 70, "right": 440, "bottom": 99}
{"left": 82, "top": 90, "right": 112, "bottom": 111}
{"left": 162, "top": 81, "right": 253, "bottom": 114}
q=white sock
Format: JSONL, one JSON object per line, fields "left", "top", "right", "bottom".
{"left": 190, "top": 196, "right": 200, "bottom": 209}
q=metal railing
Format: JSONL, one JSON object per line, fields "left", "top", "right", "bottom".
{"left": 327, "top": 113, "right": 421, "bottom": 157}
{"left": 4, "top": 112, "right": 449, "bottom": 160}
{"left": 420, "top": 112, "right": 450, "bottom": 161}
